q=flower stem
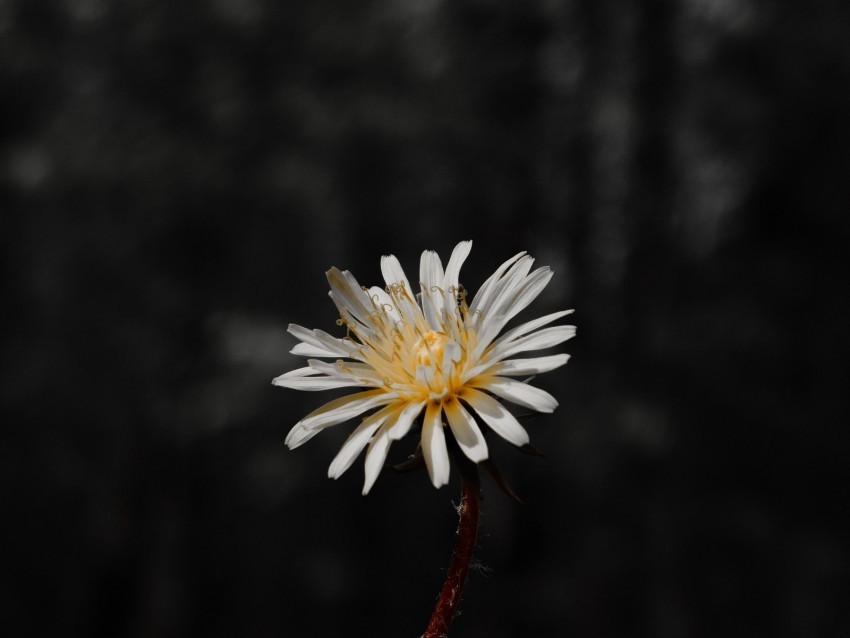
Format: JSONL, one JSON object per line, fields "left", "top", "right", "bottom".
{"left": 424, "top": 479, "right": 481, "bottom": 638}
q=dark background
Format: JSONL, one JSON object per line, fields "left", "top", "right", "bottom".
{"left": 2, "top": 1, "right": 848, "bottom": 636}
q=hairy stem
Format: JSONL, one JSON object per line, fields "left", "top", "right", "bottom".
{"left": 423, "top": 479, "right": 481, "bottom": 638}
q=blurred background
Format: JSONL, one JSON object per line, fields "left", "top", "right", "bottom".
{"left": 2, "top": 0, "right": 849, "bottom": 636}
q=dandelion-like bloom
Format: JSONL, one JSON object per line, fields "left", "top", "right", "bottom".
{"left": 274, "top": 241, "right": 575, "bottom": 494}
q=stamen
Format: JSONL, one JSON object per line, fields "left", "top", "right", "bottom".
{"left": 336, "top": 360, "right": 352, "bottom": 374}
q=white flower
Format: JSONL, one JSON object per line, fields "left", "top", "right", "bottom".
{"left": 274, "top": 241, "right": 576, "bottom": 494}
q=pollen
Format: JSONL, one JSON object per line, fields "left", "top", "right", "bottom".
{"left": 413, "top": 330, "right": 451, "bottom": 368}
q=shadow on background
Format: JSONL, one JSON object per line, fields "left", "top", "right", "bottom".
{"left": 2, "top": 0, "right": 848, "bottom": 636}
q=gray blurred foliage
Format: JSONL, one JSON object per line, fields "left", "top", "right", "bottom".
{"left": 1, "top": 0, "right": 849, "bottom": 636}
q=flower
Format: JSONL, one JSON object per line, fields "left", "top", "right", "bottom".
{"left": 274, "top": 241, "right": 576, "bottom": 494}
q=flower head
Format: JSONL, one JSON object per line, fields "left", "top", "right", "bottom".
{"left": 274, "top": 241, "right": 576, "bottom": 494}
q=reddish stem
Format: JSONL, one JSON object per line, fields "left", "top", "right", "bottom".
{"left": 423, "top": 480, "right": 481, "bottom": 638}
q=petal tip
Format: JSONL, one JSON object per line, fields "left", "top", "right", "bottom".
{"left": 362, "top": 475, "right": 378, "bottom": 495}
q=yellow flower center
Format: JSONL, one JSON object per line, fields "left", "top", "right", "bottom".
{"left": 413, "top": 330, "right": 451, "bottom": 368}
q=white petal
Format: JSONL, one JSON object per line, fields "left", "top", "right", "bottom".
{"left": 342, "top": 269, "right": 376, "bottom": 319}
{"left": 326, "top": 268, "right": 372, "bottom": 326}
{"left": 285, "top": 392, "right": 397, "bottom": 449}
{"left": 284, "top": 424, "right": 322, "bottom": 448}
{"left": 472, "top": 376, "right": 558, "bottom": 413}
{"left": 275, "top": 365, "right": 320, "bottom": 378}
{"left": 421, "top": 402, "right": 450, "bottom": 488}
{"left": 314, "top": 330, "right": 359, "bottom": 357}
{"left": 472, "top": 255, "right": 534, "bottom": 324}
{"left": 496, "top": 309, "right": 575, "bottom": 345}
{"left": 327, "top": 407, "right": 390, "bottom": 479}
{"left": 473, "top": 266, "right": 553, "bottom": 355}
{"left": 442, "top": 241, "right": 473, "bottom": 323}
{"left": 498, "top": 266, "right": 554, "bottom": 324}
{"left": 468, "top": 259, "right": 536, "bottom": 348}
{"left": 419, "top": 250, "right": 445, "bottom": 290}
{"left": 273, "top": 362, "right": 376, "bottom": 390}
{"left": 294, "top": 390, "right": 395, "bottom": 433}
{"left": 442, "top": 241, "right": 472, "bottom": 292}
{"left": 444, "top": 397, "right": 488, "bottom": 462}
{"left": 381, "top": 254, "right": 411, "bottom": 290}
{"left": 460, "top": 387, "right": 530, "bottom": 447}
{"left": 288, "top": 323, "right": 354, "bottom": 357}
{"left": 368, "top": 286, "right": 400, "bottom": 323}
{"left": 362, "top": 422, "right": 393, "bottom": 495}
{"left": 328, "top": 291, "right": 368, "bottom": 329}
{"left": 485, "top": 325, "right": 576, "bottom": 362}
{"left": 387, "top": 400, "right": 426, "bottom": 441}
{"left": 392, "top": 287, "right": 430, "bottom": 335}
{"left": 490, "top": 266, "right": 553, "bottom": 325}
{"left": 419, "top": 250, "right": 445, "bottom": 330}
{"left": 381, "top": 259, "right": 429, "bottom": 333}
{"left": 486, "top": 353, "right": 571, "bottom": 376}
{"left": 291, "top": 342, "right": 340, "bottom": 357}
{"left": 307, "top": 359, "right": 383, "bottom": 385}
{"left": 468, "top": 251, "right": 526, "bottom": 316}
{"left": 272, "top": 374, "right": 370, "bottom": 391}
